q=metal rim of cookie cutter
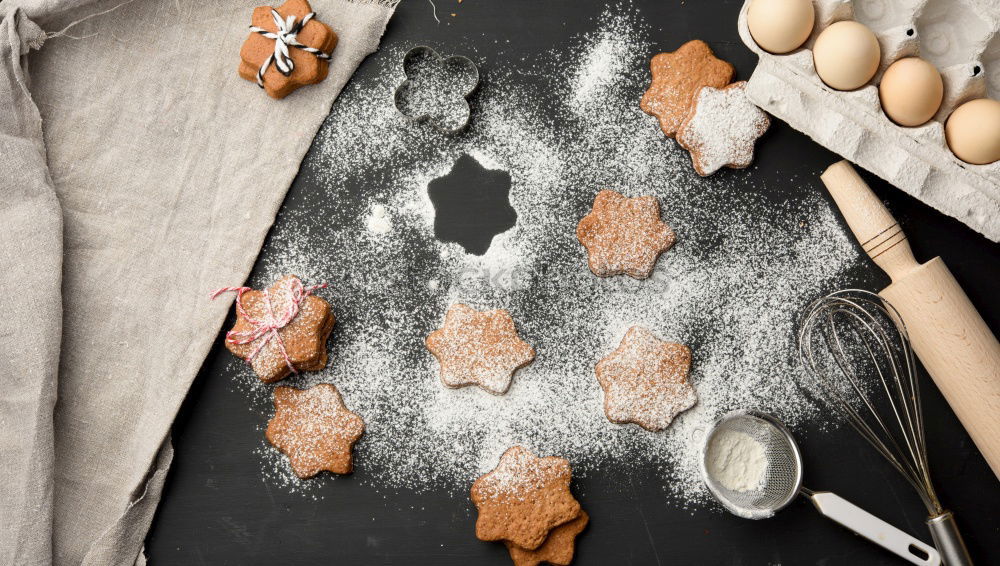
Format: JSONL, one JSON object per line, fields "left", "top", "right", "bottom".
{"left": 393, "top": 45, "right": 480, "bottom": 135}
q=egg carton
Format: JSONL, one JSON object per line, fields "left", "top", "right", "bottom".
{"left": 737, "top": 0, "right": 1000, "bottom": 241}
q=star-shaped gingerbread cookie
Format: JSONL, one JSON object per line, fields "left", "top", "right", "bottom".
{"left": 223, "top": 275, "right": 334, "bottom": 383}
{"left": 505, "top": 511, "right": 589, "bottom": 566}
{"left": 471, "top": 446, "right": 582, "bottom": 551}
{"left": 266, "top": 384, "right": 365, "bottom": 478}
{"left": 238, "top": 0, "right": 338, "bottom": 99}
{"left": 576, "top": 190, "right": 676, "bottom": 279}
{"left": 425, "top": 304, "right": 536, "bottom": 395}
{"left": 677, "top": 81, "right": 771, "bottom": 176}
{"left": 595, "top": 326, "right": 696, "bottom": 432}
{"left": 640, "top": 39, "right": 734, "bottom": 138}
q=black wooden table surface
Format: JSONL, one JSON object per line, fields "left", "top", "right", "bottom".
{"left": 146, "top": 1, "right": 1000, "bottom": 564}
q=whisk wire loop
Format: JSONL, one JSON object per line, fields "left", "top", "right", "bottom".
{"left": 833, "top": 305, "right": 925, "bottom": 486}
{"left": 798, "top": 289, "right": 941, "bottom": 516}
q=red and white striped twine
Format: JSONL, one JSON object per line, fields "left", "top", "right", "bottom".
{"left": 211, "top": 277, "right": 328, "bottom": 375}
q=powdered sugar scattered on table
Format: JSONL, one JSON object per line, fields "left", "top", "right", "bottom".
{"left": 366, "top": 204, "right": 392, "bottom": 234}
{"left": 237, "top": 9, "right": 868, "bottom": 506}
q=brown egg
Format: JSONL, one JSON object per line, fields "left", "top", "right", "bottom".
{"left": 946, "top": 98, "right": 1000, "bottom": 165}
{"left": 747, "top": 0, "right": 815, "bottom": 54}
{"left": 813, "top": 21, "right": 881, "bottom": 91}
{"left": 879, "top": 58, "right": 943, "bottom": 127}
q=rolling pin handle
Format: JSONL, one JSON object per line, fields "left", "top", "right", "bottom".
{"left": 820, "top": 161, "right": 919, "bottom": 282}
{"left": 821, "top": 159, "right": 1000, "bottom": 480}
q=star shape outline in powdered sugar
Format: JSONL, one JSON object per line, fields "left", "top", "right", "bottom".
{"left": 265, "top": 384, "right": 365, "bottom": 479}
{"left": 677, "top": 81, "right": 771, "bottom": 176}
{"left": 575, "top": 190, "right": 676, "bottom": 279}
{"left": 595, "top": 326, "right": 696, "bottom": 432}
{"left": 425, "top": 304, "right": 536, "bottom": 395}
{"left": 426, "top": 154, "right": 516, "bottom": 255}
{"left": 471, "top": 446, "right": 582, "bottom": 551}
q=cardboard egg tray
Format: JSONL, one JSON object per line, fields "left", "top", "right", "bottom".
{"left": 737, "top": 0, "right": 1000, "bottom": 241}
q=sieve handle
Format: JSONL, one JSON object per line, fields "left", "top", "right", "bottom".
{"left": 808, "top": 491, "right": 941, "bottom": 565}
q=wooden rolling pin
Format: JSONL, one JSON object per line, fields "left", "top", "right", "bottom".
{"left": 820, "top": 161, "right": 1000, "bottom": 480}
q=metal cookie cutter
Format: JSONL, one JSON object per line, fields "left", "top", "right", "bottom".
{"left": 393, "top": 46, "right": 479, "bottom": 134}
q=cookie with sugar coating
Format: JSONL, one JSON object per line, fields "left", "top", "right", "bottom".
{"left": 595, "top": 325, "right": 696, "bottom": 431}
{"left": 640, "top": 39, "right": 734, "bottom": 138}
{"left": 576, "top": 190, "right": 676, "bottom": 279}
{"left": 505, "top": 511, "right": 589, "bottom": 566}
{"left": 266, "top": 384, "right": 365, "bottom": 478}
{"left": 425, "top": 304, "right": 535, "bottom": 395}
{"left": 223, "top": 274, "right": 335, "bottom": 383}
{"left": 676, "top": 81, "right": 770, "bottom": 176}
{"left": 471, "top": 446, "right": 582, "bottom": 551}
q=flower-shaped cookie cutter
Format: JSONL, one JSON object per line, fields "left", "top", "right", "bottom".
{"left": 393, "top": 46, "right": 479, "bottom": 134}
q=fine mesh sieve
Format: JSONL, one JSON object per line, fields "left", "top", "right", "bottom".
{"left": 700, "top": 410, "right": 941, "bottom": 565}
{"left": 701, "top": 411, "right": 803, "bottom": 519}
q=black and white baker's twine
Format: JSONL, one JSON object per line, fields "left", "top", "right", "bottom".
{"left": 249, "top": 10, "right": 332, "bottom": 88}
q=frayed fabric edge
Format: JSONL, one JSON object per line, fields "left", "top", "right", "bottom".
{"left": 345, "top": 0, "right": 402, "bottom": 8}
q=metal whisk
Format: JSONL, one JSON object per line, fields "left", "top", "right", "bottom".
{"left": 798, "top": 289, "right": 973, "bottom": 566}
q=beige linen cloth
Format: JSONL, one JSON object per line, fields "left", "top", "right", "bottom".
{"left": 0, "top": 0, "right": 396, "bottom": 564}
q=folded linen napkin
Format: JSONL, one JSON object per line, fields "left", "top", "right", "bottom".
{"left": 0, "top": 0, "right": 396, "bottom": 563}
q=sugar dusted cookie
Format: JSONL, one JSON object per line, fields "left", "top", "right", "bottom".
{"left": 677, "top": 81, "right": 771, "bottom": 176}
{"left": 505, "top": 511, "right": 589, "bottom": 566}
{"left": 576, "top": 190, "right": 676, "bottom": 279}
{"left": 238, "top": 0, "right": 338, "bottom": 99}
{"left": 640, "top": 40, "right": 734, "bottom": 138}
{"left": 425, "top": 304, "right": 536, "bottom": 395}
{"left": 217, "top": 275, "right": 334, "bottom": 383}
{"left": 595, "top": 326, "right": 696, "bottom": 432}
{"left": 266, "top": 384, "right": 365, "bottom": 479}
{"left": 471, "top": 446, "right": 582, "bottom": 551}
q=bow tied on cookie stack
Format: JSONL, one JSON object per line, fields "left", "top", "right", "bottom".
{"left": 212, "top": 275, "right": 335, "bottom": 383}
{"left": 238, "top": 0, "right": 338, "bottom": 99}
